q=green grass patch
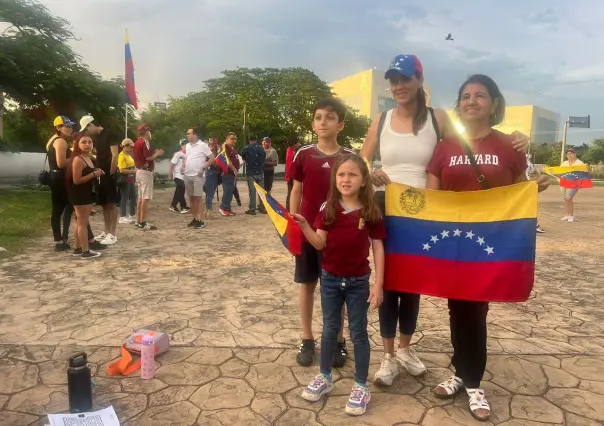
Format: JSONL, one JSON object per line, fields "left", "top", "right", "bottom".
{"left": 0, "top": 189, "right": 51, "bottom": 255}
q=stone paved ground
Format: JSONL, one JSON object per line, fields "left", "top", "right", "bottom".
{"left": 1, "top": 182, "right": 603, "bottom": 426}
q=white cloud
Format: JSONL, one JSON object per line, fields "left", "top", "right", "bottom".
{"left": 34, "top": 0, "right": 604, "bottom": 143}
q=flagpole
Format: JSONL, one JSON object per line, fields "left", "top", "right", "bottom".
{"left": 124, "top": 104, "right": 129, "bottom": 138}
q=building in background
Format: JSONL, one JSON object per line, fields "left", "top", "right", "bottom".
{"left": 447, "top": 105, "right": 560, "bottom": 145}
{"left": 329, "top": 70, "right": 560, "bottom": 145}
{"left": 329, "top": 69, "right": 432, "bottom": 119}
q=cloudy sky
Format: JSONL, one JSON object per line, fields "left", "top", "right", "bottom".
{"left": 41, "top": 0, "right": 603, "bottom": 144}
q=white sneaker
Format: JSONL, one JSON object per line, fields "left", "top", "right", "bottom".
{"left": 100, "top": 234, "right": 118, "bottom": 245}
{"left": 128, "top": 215, "right": 137, "bottom": 222}
{"left": 94, "top": 232, "right": 107, "bottom": 242}
{"left": 396, "top": 346, "right": 427, "bottom": 376}
{"left": 119, "top": 217, "right": 133, "bottom": 224}
{"left": 568, "top": 216, "right": 575, "bottom": 222}
{"left": 374, "top": 353, "right": 400, "bottom": 386}
{"left": 560, "top": 216, "right": 569, "bottom": 221}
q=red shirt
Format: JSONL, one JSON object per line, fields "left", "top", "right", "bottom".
{"left": 291, "top": 145, "right": 355, "bottom": 223}
{"left": 133, "top": 138, "right": 154, "bottom": 171}
{"left": 225, "top": 144, "right": 240, "bottom": 174}
{"left": 426, "top": 130, "right": 527, "bottom": 191}
{"left": 285, "top": 146, "right": 296, "bottom": 182}
{"left": 314, "top": 203, "right": 386, "bottom": 277}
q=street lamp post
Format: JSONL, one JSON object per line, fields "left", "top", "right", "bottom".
{"left": 560, "top": 115, "right": 591, "bottom": 164}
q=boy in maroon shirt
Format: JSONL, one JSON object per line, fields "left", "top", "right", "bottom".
{"left": 290, "top": 98, "right": 355, "bottom": 366}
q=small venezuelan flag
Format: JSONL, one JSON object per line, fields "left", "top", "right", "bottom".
{"left": 124, "top": 29, "right": 138, "bottom": 110}
{"left": 254, "top": 182, "right": 302, "bottom": 255}
{"left": 544, "top": 165, "right": 593, "bottom": 189}
{"left": 384, "top": 182, "right": 538, "bottom": 302}
{"left": 215, "top": 150, "right": 230, "bottom": 174}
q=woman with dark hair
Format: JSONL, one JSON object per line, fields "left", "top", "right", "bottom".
{"left": 46, "top": 116, "right": 76, "bottom": 251}
{"left": 68, "top": 132, "right": 105, "bottom": 259}
{"left": 426, "top": 74, "right": 549, "bottom": 421}
{"left": 361, "top": 55, "right": 530, "bottom": 389}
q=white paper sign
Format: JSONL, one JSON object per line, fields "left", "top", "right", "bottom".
{"left": 47, "top": 406, "right": 120, "bottom": 426}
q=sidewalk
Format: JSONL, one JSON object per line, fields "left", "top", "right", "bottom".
{"left": 1, "top": 182, "right": 603, "bottom": 425}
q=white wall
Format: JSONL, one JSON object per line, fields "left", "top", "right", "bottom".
{"left": 0, "top": 152, "right": 285, "bottom": 185}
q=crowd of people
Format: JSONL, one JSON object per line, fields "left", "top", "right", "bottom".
{"left": 45, "top": 117, "right": 301, "bottom": 254}
{"left": 45, "top": 52, "right": 587, "bottom": 420}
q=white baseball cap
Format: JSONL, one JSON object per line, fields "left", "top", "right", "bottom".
{"left": 79, "top": 115, "right": 95, "bottom": 131}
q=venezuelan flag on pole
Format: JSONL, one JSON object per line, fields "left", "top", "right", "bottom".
{"left": 384, "top": 182, "right": 537, "bottom": 302}
{"left": 544, "top": 165, "right": 592, "bottom": 189}
{"left": 254, "top": 182, "right": 302, "bottom": 255}
{"left": 125, "top": 29, "right": 138, "bottom": 109}
{"left": 215, "top": 150, "right": 230, "bottom": 174}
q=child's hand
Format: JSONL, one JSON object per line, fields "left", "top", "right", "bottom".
{"left": 368, "top": 286, "right": 383, "bottom": 310}
{"left": 291, "top": 213, "right": 308, "bottom": 227}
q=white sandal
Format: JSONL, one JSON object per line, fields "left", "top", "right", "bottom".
{"left": 467, "top": 388, "right": 491, "bottom": 422}
{"left": 432, "top": 375, "right": 464, "bottom": 398}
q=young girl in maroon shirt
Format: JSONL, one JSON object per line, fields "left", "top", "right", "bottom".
{"left": 426, "top": 74, "right": 550, "bottom": 422}
{"left": 293, "top": 154, "right": 386, "bottom": 416}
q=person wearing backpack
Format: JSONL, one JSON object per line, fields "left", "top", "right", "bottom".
{"left": 360, "top": 54, "right": 530, "bottom": 390}
{"left": 46, "top": 116, "right": 76, "bottom": 252}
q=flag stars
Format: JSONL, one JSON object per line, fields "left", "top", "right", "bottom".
{"left": 421, "top": 229, "right": 493, "bottom": 257}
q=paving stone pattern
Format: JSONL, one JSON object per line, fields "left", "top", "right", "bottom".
{"left": 1, "top": 182, "right": 603, "bottom": 425}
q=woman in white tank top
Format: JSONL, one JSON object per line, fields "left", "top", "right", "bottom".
{"left": 360, "top": 54, "right": 529, "bottom": 389}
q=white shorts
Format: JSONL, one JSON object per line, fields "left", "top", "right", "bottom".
{"left": 136, "top": 169, "right": 154, "bottom": 200}
{"left": 184, "top": 175, "right": 205, "bottom": 197}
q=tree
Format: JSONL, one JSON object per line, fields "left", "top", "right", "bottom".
{"left": 530, "top": 142, "right": 550, "bottom": 164}
{"left": 583, "top": 138, "right": 604, "bottom": 164}
{"left": 140, "top": 67, "right": 371, "bottom": 158}
{"left": 0, "top": 0, "right": 131, "bottom": 151}
{"left": 546, "top": 142, "right": 562, "bottom": 166}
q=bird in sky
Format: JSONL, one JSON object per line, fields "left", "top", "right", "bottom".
{"left": 445, "top": 33, "right": 454, "bottom": 41}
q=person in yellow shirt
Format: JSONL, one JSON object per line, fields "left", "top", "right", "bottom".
{"left": 117, "top": 139, "right": 137, "bottom": 223}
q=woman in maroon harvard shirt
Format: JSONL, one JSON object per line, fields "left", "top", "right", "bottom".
{"left": 425, "top": 74, "right": 549, "bottom": 422}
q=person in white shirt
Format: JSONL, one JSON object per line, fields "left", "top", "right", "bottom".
{"left": 182, "top": 128, "right": 214, "bottom": 229}
{"left": 168, "top": 139, "right": 191, "bottom": 214}
{"left": 560, "top": 147, "right": 584, "bottom": 222}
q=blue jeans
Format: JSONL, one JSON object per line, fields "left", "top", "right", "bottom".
{"left": 320, "top": 270, "right": 370, "bottom": 384}
{"left": 220, "top": 173, "right": 236, "bottom": 211}
{"left": 119, "top": 181, "right": 137, "bottom": 217}
{"left": 205, "top": 168, "right": 219, "bottom": 210}
{"left": 246, "top": 174, "right": 264, "bottom": 210}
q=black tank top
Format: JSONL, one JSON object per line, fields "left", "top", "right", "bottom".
{"left": 73, "top": 156, "right": 94, "bottom": 189}
{"left": 47, "top": 137, "right": 70, "bottom": 171}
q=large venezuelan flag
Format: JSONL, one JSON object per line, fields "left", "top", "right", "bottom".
{"left": 215, "top": 151, "right": 230, "bottom": 174}
{"left": 544, "top": 165, "right": 592, "bottom": 189}
{"left": 125, "top": 30, "right": 138, "bottom": 109}
{"left": 254, "top": 182, "right": 302, "bottom": 255}
{"left": 384, "top": 182, "right": 537, "bottom": 302}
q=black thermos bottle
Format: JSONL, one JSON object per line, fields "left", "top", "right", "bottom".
{"left": 67, "top": 352, "right": 92, "bottom": 413}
